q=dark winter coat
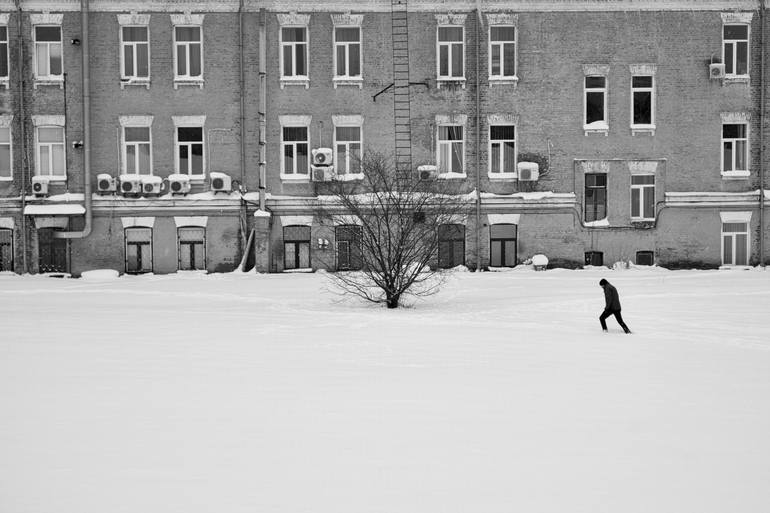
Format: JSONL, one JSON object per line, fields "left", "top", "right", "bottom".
{"left": 602, "top": 282, "right": 622, "bottom": 311}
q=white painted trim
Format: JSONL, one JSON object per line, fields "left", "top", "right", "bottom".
{"left": 174, "top": 216, "right": 208, "bottom": 227}
{"left": 721, "top": 12, "right": 754, "bottom": 24}
{"left": 719, "top": 211, "right": 752, "bottom": 223}
{"left": 170, "top": 13, "right": 205, "bottom": 25}
{"left": 628, "top": 161, "right": 658, "bottom": 174}
{"left": 276, "top": 13, "right": 310, "bottom": 26}
{"left": 435, "top": 113, "right": 467, "bottom": 125}
{"left": 117, "top": 13, "right": 150, "bottom": 25}
{"left": 487, "top": 113, "right": 518, "bottom": 125}
{"left": 281, "top": 215, "right": 313, "bottom": 226}
{"left": 0, "top": 216, "right": 14, "bottom": 229}
{"left": 31, "top": 216, "right": 69, "bottom": 229}
{"left": 629, "top": 63, "right": 657, "bottom": 75}
{"left": 172, "top": 115, "right": 206, "bottom": 127}
{"left": 119, "top": 115, "right": 153, "bottom": 127}
{"left": 121, "top": 216, "right": 155, "bottom": 228}
{"left": 332, "top": 215, "right": 363, "bottom": 226}
{"left": 579, "top": 160, "right": 610, "bottom": 174}
{"left": 0, "top": 14, "right": 10, "bottom": 24}
{"left": 331, "top": 13, "right": 363, "bottom": 26}
{"left": 30, "top": 13, "right": 63, "bottom": 25}
{"left": 488, "top": 213, "right": 520, "bottom": 225}
{"left": 582, "top": 64, "right": 609, "bottom": 76}
{"left": 279, "top": 114, "right": 312, "bottom": 126}
{"left": 720, "top": 112, "right": 751, "bottom": 123}
{"left": 485, "top": 13, "right": 517, "bottom": 26}
{"left": 331, "top": 114, "right": 363, "bottom": 126}
{"left": 32, "top": 115, "right": 64, "bottom": 126}
{"left": 0, "top": 114, "right": 13, "bottom": 128}
{"left": 435, "top": 13, "right": 468, "bottom": 25}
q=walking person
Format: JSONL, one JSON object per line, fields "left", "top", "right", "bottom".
{"left": 599, "top": 279, "right": 632, "bottom": 334}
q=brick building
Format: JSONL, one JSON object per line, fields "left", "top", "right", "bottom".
{"left": 0, "top": 0, "right": 767, "bottom": 276}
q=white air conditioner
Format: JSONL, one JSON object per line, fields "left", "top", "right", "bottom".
{"left": 517, "top": 162, "right": 540, "bottom": 181}
{"left": 709, "top": 63, "right": 725, "bottom": 80}
{"left": 141, "top": 175, "right": 162, "bottom": 196}
{"left": 32, "top": 176, "right": 50, "bottom": 197}
{"left": 417, "top": 165, "right": 438, "bottom": 181}
{"left": 312, "top": 166, "right": 335, "bottom": 182}
{"left": 96, "top": 173, "right": 116, "bottom": 194}
{"left": 210, "top": 172, "right": 232, "bottom": 193}
{"left": 119, "top": 174, "right": 142, "bottom": 196}
{"left": 312, "top": 147, "right": 334, "bottom": 166}
{"left": 168, "top": 173, "right": 191, "bottom": 195}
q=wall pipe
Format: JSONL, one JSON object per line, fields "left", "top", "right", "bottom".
{"left": 15, "top": 0, "right": 27, "bottom": 272}
{"left": 238, "top": 0, "right": 246, "bottom": 187}
{"left": 55, "top": 0, "right": 91, "bottom": 239}
{"left": 258, "top": 8, "right": 267, "bottom": 211}
{"left": 474, "top": 3, "right": 482, "bottom": 271}
{"left": 759, "top": 0, "right": 766, "bottom": 267}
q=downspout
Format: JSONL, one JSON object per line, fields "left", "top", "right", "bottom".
{"left": 760, "top": 0, "right": 766, "bottom": 267}
{"left": 15, "top": 0, "right": 27, "bottom": 272}
{"left": 237, "top": 0, "right": 247, "bottom": 253}
{"left": 55, "top": 0, "right": 91, "bottom": 239}
{"left": 474, "top": 2, "right": 482, "bottom": 271}
{"left": 258, "top": 8, "right": 267, "bottom": 211}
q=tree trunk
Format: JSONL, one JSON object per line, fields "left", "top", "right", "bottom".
{"left": 386, "top": 294, "right": 399, "bottom": 308}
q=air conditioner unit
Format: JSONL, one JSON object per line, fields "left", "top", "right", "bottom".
{"left": 417, "top": 164, "right": 438, "bottom": 181}
{"left": 210, "top": 172, "right": 232, "bottom": 193}
{"left": 168, "top": 173, "right": 191, "bottom": 195}
{"left": 119, "top": 174, "right": 142, "bottom": 196}
{"left": 32, "top": 176, "right": 50, "bottom": 197}
{"left": 311, "top": 166, "right": 335, "bottom": 182}
{"left": 96, "top": 173, "right": 117, "bottom": 194}
{"left": 141, "top": 175, "right": 162, "bottom": 196}
{"left": 517, "top": 162, "right": 540, "bottom": 181}
{"left": 312, "top": 147, "right": 334, "bottom": 166}
{"left": 709, "top": 63, "right": 725, "bottom": 80}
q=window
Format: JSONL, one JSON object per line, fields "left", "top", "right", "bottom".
{"left": 631, "top": 75, "right": 654, "bottom": 128}
{"left": 176, "top": 127, "right": 204, "bottom": 177}
{"left": 437, "top": 125, "right": 464, "bottom": 174}
{"left": 281, "top": 126, "right": 309, "bottom": 176}
{"left": 723, "top": 24, "right": 749, "bottom": 77}
{"left": 336, "top": 225, "right": 362, "bottom": 270}
{"left": 722, "top": 222, "right": 749, "bottom": 266}
{"left": 120, "top": 26, "right": 149, "bottom": 80}
{"left": 489, "top": 125, "right": 516, "bottom": 175}
{"left": 489, "top": 224, "right": 517, "bottom": 267}
{"left": 125, "top": 227, "right": 152, "bottom": 273}
{"left": 635, "top": 251, "right": 654, "bottom": 266}
{"left": 437, "top": 26, "right": 464, "bottom": 79}
{"left": 584, "top": 173, "right": 607, "bottom": 222}
{"left": 584, "top": 76, "right": 607, "bottom": 129}
{"left": 34, "top": 26, "right": 62, "bottom": 79}
{"left": 334, "top": 26, "right": 360, "bottom": 78}
{"left": 631, "top": 175, "right": 655, "bottom": 220}
{"left": 0, "top": 127, "right": 11, "bottom": 180}
{"left": 284, "top": 225, "right": 310, "bottom": 270}
{"left": 0, "top": 26, "right": 8, "bottom": 79}
{"left": 489, "top": 25, "right": 515, "bottom": 79}
{"left": 123, "top": 126, "right": 152, "bottom": 175}
{"left": 38, "top": 228, "right": 67, "bottom": 273}
{"left": 178, "top": 227, "right": 205, "bottom": 271}
{"left": 585, "top": 251, "right": 604, "bottom": 267}
{"left": 36, "top": 126, "right": 65, "bottom": 179}
{"left": 722, "top": 123, "right": 748, "bottom": 174}
{"left": 438, "top": 224, "right": 465, "bottom": 268}
{"left": 175, "top": 26, "right": 202, "bottom": 80}
{"left": 0, "top": 228, "right": 12, "bottom": 272}
{"left": 280, "top": 27, "right": 307, "bottom": 78}
{"left": 334, "top": 126, "right": 361, "bottom": 176}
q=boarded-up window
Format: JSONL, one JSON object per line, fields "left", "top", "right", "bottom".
{"left": 585, "top": 251, "right": 604, "bottom": 267}
{"left": 636, "top": 251, "right": 654, "bottom": 266}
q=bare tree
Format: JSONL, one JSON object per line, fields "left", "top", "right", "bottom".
{"left": 315, "top": 152, "right": 470, "bottom": 308}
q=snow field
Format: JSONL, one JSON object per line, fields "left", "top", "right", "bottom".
{"left": 1, "top": 268, "right": 769, "bottom": 513}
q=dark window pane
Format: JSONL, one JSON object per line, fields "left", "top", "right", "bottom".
{"left": 632, "top": 76, "right": 653, "bottom": 88}
{"left": 178, "top": 127, "right": 203, "bottom": 142}
{"left": 282, "top": 45, "right": 292, "bottom": 75}
{"left": 295, "top": 44, "right": 306, "bottom": 75}
{"left": 283, "top": 127, "right": 307, "bottom": 141}
{"left": 585, "top": 76, "right": 605, "bottom": 88}
{"left": 348, "top": 44, "right": 360, "bottom": 76}
{"left": 586, "top": 92, "right": 605, "bottom": 123}
{"left": 724, "top": 25, "right": 748, "bottom": 39}
{"left": 282, "top": 27, "right": 306, "bottom": 42}
{"left": 336, "top": 45, "right": 346, "bottom": 75}
{"left": 451, "top": 42, "right": 463, "bottom": 76}
{"left": 189, "top": 44, "right": 201, "bottom": 76}
{"left": 36, "top": 26, "right": 61, "bottom": 42}
{"left": 490, "top": 224, "right": 516, "bottom": 239}
{"left": 176, "top": 26, "right": 200, "bottom": 42}
{"left": 0, "top": 27, "right": 7, "bottom": 40}
{"left": 438, "top": 26, "right": 463, "bottom": 41}
{"left": 490, "top": 26, "right": 515, "bottom": 41}
{"left": 736, "top": 42, "right": 748, "bottom": 75}
{"left": 636, "top": 251, "right": 654, "bottom": 266}
{"left": 335, "top": 27, "right": 360, "bottom": 42}
{"left": 633, "top": 91, "right": 652, "bottom": 125}
{"left": 723, "top": 124, "right": 746, "bottom": 138}
{"left": 136, "top": 44, "right": 148, "bottom": 76}
{"left": 125, "top": 127, "right": 149, "bottom": 141}
{"left": 284, "top": 225, "right": 311, "bottom": 242}
{"left": 490, "top": 125, "right": 515, "bottom": 140}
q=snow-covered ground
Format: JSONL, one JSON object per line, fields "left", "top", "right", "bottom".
{"left": 1, "top": 267, "right": 769, "bottom": 513}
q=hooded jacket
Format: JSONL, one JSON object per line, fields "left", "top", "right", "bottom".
{"left": 601, "top": 281, "right": 622, "bottom": 311}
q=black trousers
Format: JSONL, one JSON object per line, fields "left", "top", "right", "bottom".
{"left": 600, "top": 308, "right": 631, "bottom": 333}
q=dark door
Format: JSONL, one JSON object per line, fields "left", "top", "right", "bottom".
{"left": 438, "top": 224, "right": 465, "bottom": 269}
{"left": 489, "top": 224, "right": 517, "bottom": 267}
{"left": 38, "top": 228, "right": 67, "bottom": 273}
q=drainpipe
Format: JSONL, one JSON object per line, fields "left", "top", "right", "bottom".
{"left": 238, "top": 0, "right": 246, "bottom": 187}
{"left": 258, "top": 8, "right": 267, "bottom": 211}
{"left": 55, "top": 0, "right": 91, "bottom": 239}
{"left": 474, "top": 3, "right": 482, "bottom": 271}
{"left": 15, "top": 0, "right": 27, "bottom": 272}
{"left": 760, "top": 0, "right": 766, "bottom": 267}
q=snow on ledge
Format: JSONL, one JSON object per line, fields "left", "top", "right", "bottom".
{"left": 253, "top": 209, "right": 271, "bottom": 217}
{"left": 23, "top": 203, "right": 86, "bottom": 216}
{"left": 584, "top": 218, "right": 610, "bottom": 227}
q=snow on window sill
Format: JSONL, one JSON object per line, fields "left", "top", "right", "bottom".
{"left": 333, "top": 77, "right": 363, "bottom": 89}
{"left": 721, "top": 170, "right": 750, "bottom": 180}
{"left": 718, "top": 265, "right": 752, "bottom": 270}
{"left": 0, "top": 176, "right": 12, "bottom": 181}
{"left": 280, "top": 173, "right": 310, "bottom": 182}
{"left": 488, "top": 76, "right": 518, "bottom": 87}
{"left": 724, "top": 75, "right": 750, "bottom": 85}
{"left": 280, "top": 77, "right": 310, "bottom": 89}
{"left": 335, "top": 173, "right": 364, "bottom": 182}
{"left": 584, "top": 122, "right": 609, "bottom": 136}
{"left": 487, "top": 172, "right": 518, "bottom": 181}
{"left": 34, "top": 78, "right": 64, "bottom": 89}
{"left": 0, "top": 78, "right": 8, "bottom": 89}
{"left": 438, "top": 172, "right": 467, "bottom": 180}
{"left": 436, "top": 78, "right": 466, "bottom": 89}
{"left": 631, "top": 125, "right": 655, "bottom": 136}
{"left": 120, "top": 78, "right": 151, "bottom": 90}
{"left": 584, "top": 218, "right": 609, "bottom": 227}
{"left": 283, "top": 267, "right": 313, "bottom": 273}
{"left": 174, "top": 78, "right": 204, "bottom": 89}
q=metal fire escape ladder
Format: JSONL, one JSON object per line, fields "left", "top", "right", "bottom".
{"left": 391, "top": 0, "right": 412, "bottom": 181}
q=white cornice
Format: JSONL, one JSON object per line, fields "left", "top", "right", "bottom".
{"left": 628, "top": 161, "right": 658, "bottom": 174}
{"left": 172, "top": 115, "right": 206, "bottom": 126}
{"left": 119, "top": 115, "right": 154, "bottom": 126}
{"left": 30, "top": 13, "right": 63, "bottom": 24}
{"left": 721, "top": 12, "right": 754, "bottom": 24}
{"left": 435, "top": 13, "right": 468, "bottom": 25}
{"left": 487, "top": 113, "right": 519, "bottom": 125}
{"left": 582, "top": 64, "right": 610, "bottom": 76}
{"left": 277, "top": 12, "right": 310, "bottom": 26}
{"left": 332, "top": 114, "right": 364, "bottom": 126}
{"left": 0, "top": 114, "right": 13, "bottom": 128}
{"left": 436, "top": 113, "right": 467, "bottom": 125}
{"left": 579, "top": 160, "right": 610, "bottom": 174}
{"left": 0, "top": 13, "right": 9, "bottom": 24}
{"left": 170, "top": 13, "right": 205, "bottom": 25}
{"left": 485, "top": 13, "right": 518, "bottom": 26}
{"left": 629, "top": 63, "right": 657, "bottom": 75}
{"left": 117, "top": 13, "right": 150, "bottom": 25}
{"left": 721, "top": 112, "right": 752, "bottom": 123}
{"left": 279, "top": 114, "right": 311, "bottom": 126}
{"left": 331, "top": 13, "right": 364, "bottom": 26}
{"left": 32, "top": 114, "right": 64, "bottom": 126}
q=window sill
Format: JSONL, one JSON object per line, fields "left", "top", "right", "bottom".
{"left": 488, "top": 76, "right": 518, "bottom": 87}
{"left": 584, "top": 123, "right": 609, "bottom": 136}
{"left": 437, "top": 78, "right": 466, "bottom": 89}
{"left": 724, "top": 75, "right": 750, "bottom": 85}
{"left": 488, "top": 172, "right": 518, "bottom": 181}
{"left": 721, "top": 170, "right": 750, "bottom": 180}
{"left": 333, "top": 77, "right": 363, "bottom": 89}
{"left": 438, "top": 172, "right": 467, "bottom": 180}
{"left": 335, "top": 173, "right": 364, "bottom": 181}
{"left": 280, "top": 173, "right": 310, "bottom": 182}
{"left": 631, "top": 219, "right": 656, "bottom": 229}
{"left": 584, "top": 218, "right": 610, "bottom": 228}
{"left": 280, "top": 77, "right": 310, "bottom": 89}
{"left": 120, "top": 79, "right": 151, "bottom": 90}
{"left": 174, "top": 78, "right": 204, "bottom": 89}
{"left": 0, "top": 177, "right": 13, "bottom": 182}
{"left": 631, "top": 125, "right": 656, "bottom": 136}
{"left": 34, "top": 78, "right": 64, "bottom": 90}
{"left": 0, "top": 79, "right": 8, "bottom": 89}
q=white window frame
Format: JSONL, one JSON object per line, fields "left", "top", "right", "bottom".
{"left": 35, "top": 126, "right": 66, "bottom": 180}
{"left": 119, "top": 25, "right": 150, "bottom": 81}
{"left": 121, "top": 126, "right": 152, "bottom": 176}
{"left": 0, "top": 116, "right": 12, "bottom": 181}
{"left": 721, "top": 13, "right": 751, "bottom": 80}
{"left": 629, "top": 64, "right": 656, "bottom": 135}
{"left": 32, "top": 22, "right": 63, "bottom": 83}
{"left": 172, "top": 20, "right": 204, "bottom": 87}
{"left": 117, "top": 14, "right": 151, "bottom": 89}
{"left": 584, "top": 76, "right": 608, "bottom": 134}
{"left": 174, "top": 126, "right": 205, "bottom": 179}
{"left": 277, "top": 14, "right": 311, "bottom": 89}
{"left": 720, "top": 212, "right": 751, "bottom": 267}
{"left": 0, "top": 18, "right": 9, "bottom": 86}
{"left": 436, "top": 23, "right": 465, "bottom": 82}
{"left": 488, "top": 23, "right": 517, "bottom": 82}
{"left": 119, "top": 115, "right": 154, "bottom": 176}
{"left": 332, "top": 116, "right": 363, "bottom": 180}
{"left": 630, "top": 174, "right": 655, "bottom": 221}
{"left": 720, "top": 113, "right": 750, "bottom": 179}
{"left": 279, "top": 115, "right": 311, "bottom": 181}
{"left": 436, "top": 115, "right": 466, "bottom": 178}
{"left": 331, "top": 14, "right": 364, "bottom": 88}
{"left": 333, "top": 26, "right": 361, "bottom": 79}
{"left": 488, "top": 123, "right": 516, "bottom": 179}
